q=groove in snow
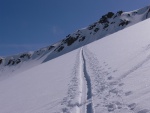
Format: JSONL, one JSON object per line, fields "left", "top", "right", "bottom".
{"left": 81, "top": 48, "right": 94, "bottom": 113}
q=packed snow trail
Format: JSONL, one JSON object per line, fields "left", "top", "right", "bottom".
{"left": 60, "top": 48, "right": 90, "bottom": 113}
{"left": 60, "top": 47, "right": 137, "bottom": 113}
{"left": 81, "top": 48, "right": 94, "bottom": 113}
{"left": 60, "top": 47, "right": 95, "bottom": 113}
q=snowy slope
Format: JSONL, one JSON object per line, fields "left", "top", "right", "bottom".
{"left": 1, "top": 5, "right": 150, "bottom": 78}
{"left": 1, "top": 15, "right": 150, "bottom": 113}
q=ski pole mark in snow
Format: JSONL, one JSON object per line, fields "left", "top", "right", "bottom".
{"left": 60, "top": 50, "right": 81, "bottom": 113}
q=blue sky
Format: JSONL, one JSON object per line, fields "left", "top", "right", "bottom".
{"left": 0, "top": 0, "right": 150, "bottom": 56}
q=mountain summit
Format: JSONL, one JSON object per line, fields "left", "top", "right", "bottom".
{"left": 1, "top": 6, "right": 150, "bottom": 113}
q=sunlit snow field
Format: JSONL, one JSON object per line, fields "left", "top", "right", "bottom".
{"left": 1, "top": 6, "right": 150, "bottom": 113}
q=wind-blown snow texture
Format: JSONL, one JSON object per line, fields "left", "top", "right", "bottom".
{"left": 1, "top": 5, "right": 150, "bottom": 113}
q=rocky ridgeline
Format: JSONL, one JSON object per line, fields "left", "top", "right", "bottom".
{"left": 53, "top": 6, "right": 150, "bottom": 53}
{"left": 0, "top": 45, "right": 55, "bottom": 66}
{"left": 1, "top": 6, "right": 150, "bottom": 67}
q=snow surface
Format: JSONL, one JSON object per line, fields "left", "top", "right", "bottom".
{"left": 1, "top": 16, "right": 150, "bottom": 113}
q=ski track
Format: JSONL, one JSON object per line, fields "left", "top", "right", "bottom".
{"left": 82, "top": 48, "right": 94, "bottom": 113}
{"left": 119, "top": 47, "right": 150, "bottom": 81}
{"left": 59, "top": 48, "right": 95, "bottom": 113}
{"left": 57, "top": 46, "right": 150, "bottom": 113}
{"left": 83, "top": 46, "right": 135, "bottom": 113}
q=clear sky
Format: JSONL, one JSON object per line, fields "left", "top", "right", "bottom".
{"left": 0, "top": 0, "right": 150, "bottom": 56}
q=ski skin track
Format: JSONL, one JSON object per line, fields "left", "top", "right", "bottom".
{"left": 60, "top": 48, "right": 88, "bottom": 113}
{"left": 71, "top": 47, "right": 94, "bottom": 113}
{"left": 78, "top": 47, "right": 86, "bottom": 113}
{"left": 78, "top": 47, "right": 94, "bottom": 113}
{"left": 82, "top": 48, "right": 94, "bottom": 113}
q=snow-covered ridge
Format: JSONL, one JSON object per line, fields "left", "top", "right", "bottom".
{"left": 0, "top": 5, "right": 150, "bottom": 76}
